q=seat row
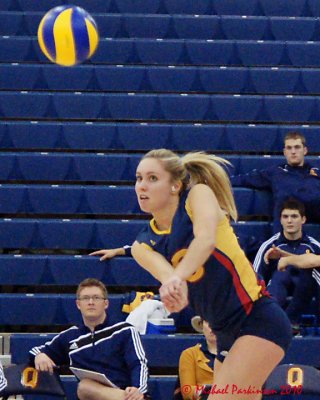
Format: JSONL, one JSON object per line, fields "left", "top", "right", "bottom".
{"left": 0, "top": 219, "right": 319, "bottom": 250}
{"left": 0, "top": 254, "right": 158, "bottom": 286}
{"left": 0, "top": 293, "right": 191, "bottom": 333}
{"left": 3, "top": 64, "right": 320, "bottom": 95}
{"left": 21, "top": 371, "right": 320, "bottom": 400}
{"left": 0, "top": 293, "right": 123, "bottom": 326}
{"left": 3, "top": 12, "right": 320, "bottom": 41}
{"left": 1, "top": 121, "right": 319, "bottom": 152}
{"left": 2, "top": 92, "right": 320, "bottom": 123}
{"left": 1, "top": 0, "right": 320, "bottom": 17}
{"left": 10, "top": 333, "right": 320, "bottom": 368}
{"left": 0, "top": 185, "right": 271, "bottom": 217}
{"left": 0, "top": 219, "right": 272, "bottom": 250}
{"left": 24, "top": 376, "right": 176, "bottom": 400}
{"left": 0, "top": 153, "right": 316, "bottom": 182}
{"left": 2, "top": 37, "right": 320, "bottom": 67}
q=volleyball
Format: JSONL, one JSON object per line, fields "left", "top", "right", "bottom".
{"left": 37, "top": 5, "right": 99, "bottom": 67}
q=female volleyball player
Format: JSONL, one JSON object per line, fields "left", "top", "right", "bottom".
{"left": 131, "top": 149, "right": 292, "bottom": 400}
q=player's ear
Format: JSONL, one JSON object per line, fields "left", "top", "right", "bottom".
{"left": 171, "top": 181, "right": 182, "bottom": 194}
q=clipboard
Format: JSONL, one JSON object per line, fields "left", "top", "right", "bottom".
{"left": 70, "top": 367, "right": 117, "bottom": 388}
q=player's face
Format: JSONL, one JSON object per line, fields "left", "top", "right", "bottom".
{"left": 283, "top": 138, "right": 307, "bottom": 167}
{"left": 135, "top": 158, "right": 175, "bottom": 214}
{"left": 280, "top": 208, "right": 306, "bottom": 236}
{"left": 76, "top": 286, "right": 108, "bottom": 322}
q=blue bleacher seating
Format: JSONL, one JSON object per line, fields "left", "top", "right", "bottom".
{"left": 0, "top": 218, "right": 284, "bottom": 250}
{"left": 263, "top": 95, "right": 317, "bottom": 122}
{"left": 249, "top": 68, "right": 302, "bottom": 94}
{"left": 225, "top": 125, "right": 280, "bottom": 152}
{"left": 0, "top": 185, "right": 271, "bottom": 216}
{"left": 287, "top": 42, "right": 320, "bottom": 67}
{"left": 221, "top": 16, "right": 267, "bottom": 40}
{"left": 261, "top": 0, "right": 308, "bottom": 17}
{"left": 2, "top": 122, "right": 320, "bottom": 152}
{"left": 113, "top": 0, "right": 162, "bottom": 15}
{"left": 2, "top": 37, "right": 320, "bottom": 67}
{"left": 3, "top": 64, "right": 320, "bottom": 95}
{"left": 0, "top": 12, "right": 23, "bottom": 35}
{"left": 9, "top": 333, "right": 320, "bottom": 368}
{"left": 3, "top": 13, "right": 314, "bottom": 42}
{"left": 163, "top": 0, "right": 212, "bottom": 15}
{"left": 0, "top": 153, "right": 135, "bottom": 182}
{"left": 0, "top": 255, "right": 158, "bottom": 286}
{"left": 1, "top": 153, "right": 320, "bottom": 182}
{"left": 22, "top": 372, "right": 320, "bottom": 400}
{"left": 23, "top": 376, "right": 176, "bottom": 400}
{"left": 0, "top": 219, "right": 146, "bottom": 249}
{"left": 270, "top": 18, "right": 318, "bottom": 41}
{"left": 3, "top": 92, "right": 320, "bottom": 123}
{"left": 15, "top": 0, "right": 64, "bottom": 12}
{"left": 0, "top": 0, "right": 11, "bottom": 11}
{"left": 213, "top": 0, "right": 263, "bottom": 16}
{"left": 0, "top": 11, "right": 319, "bottom": 41}
{"left": 309, "top": 0, "right": 320, "bottom": 17}
{"left": 0, "top": 92, "right": 50, "bottom": 119}
{"left": 0, "top": 294, "right": 125, "bottom": 326}
{"left": 0, "top": 293, "right": 194, "bottom": 331}
{"left": 1, "top": 0, "right": 320, "bottom": 17}
{"left": 0, "top": 196, "right": 316, "bottom": 240}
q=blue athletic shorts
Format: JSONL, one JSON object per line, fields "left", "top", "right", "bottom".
{"left": 215, "top": 296, "right": 292, "bottom": 362}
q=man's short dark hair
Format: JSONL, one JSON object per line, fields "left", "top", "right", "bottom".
{"left": 76, "top": 278, "right": 108, "bottom": 299}
{"left": 284, "top": 131, "right": 306, "bottom": 146}
{"left": 280, "top": 198, "right": 306, "bottom": 218}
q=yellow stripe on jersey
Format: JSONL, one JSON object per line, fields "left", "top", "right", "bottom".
{"left": 150, "top": 219, "right": 171, "bottom": 235}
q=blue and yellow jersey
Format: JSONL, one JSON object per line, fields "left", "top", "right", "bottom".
{"left": 136, "top": 190, "right": 267, "bottom": 334}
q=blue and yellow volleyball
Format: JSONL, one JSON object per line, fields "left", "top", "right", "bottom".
{"left": 38, "top": 5, "right": 99, "bottom": 66}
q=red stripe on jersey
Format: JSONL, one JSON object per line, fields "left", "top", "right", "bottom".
{"left": 213, "top": 249, "right": 253, "bottom": 315}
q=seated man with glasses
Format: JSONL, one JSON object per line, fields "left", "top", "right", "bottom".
{"left": 29, "top": 278, "right": 150, "bottom": 400}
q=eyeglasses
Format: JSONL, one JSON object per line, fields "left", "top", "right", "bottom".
{"left": 77, "top": 295, "right": 106, "bottom": 302}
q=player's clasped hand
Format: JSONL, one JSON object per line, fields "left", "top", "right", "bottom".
{"left": 124, "top": 386, "right": 144, "bottom": 400}
{"left": 160, "top": 275, "right": 189, "bottom": 313}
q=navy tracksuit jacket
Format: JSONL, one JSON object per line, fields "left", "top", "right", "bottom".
{"left": 253, "top": 231, "right": 320, "bottom": 323}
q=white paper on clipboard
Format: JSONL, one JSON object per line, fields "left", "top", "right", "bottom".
{"left": 70, "top": 367, "right": 118, "bottom": 388}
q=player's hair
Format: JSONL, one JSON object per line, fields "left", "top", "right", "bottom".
{"left": 142, "top": 149, "right": 238, "bottom": 221}
{"left": 284, "top": 131, "right": 306, "bottom": 146}
{"left": 76, "top": 278, "right": 108, "bottom": 299}
{"left": 280, "top": 198, "right": 306, "bottom": 218}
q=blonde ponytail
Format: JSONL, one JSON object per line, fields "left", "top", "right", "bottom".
{"left": 142, "top": 149, "right": 238, "bottom": 221}
{"left": 181, "top": 152, "right": 238, "bottom": 221}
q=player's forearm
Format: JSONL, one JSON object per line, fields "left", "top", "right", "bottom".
{"left": 131, "top": 242, "right": 174, "bottom": 283}
{"left": 175, "top": 236, "right": 215, "bottom": 281}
